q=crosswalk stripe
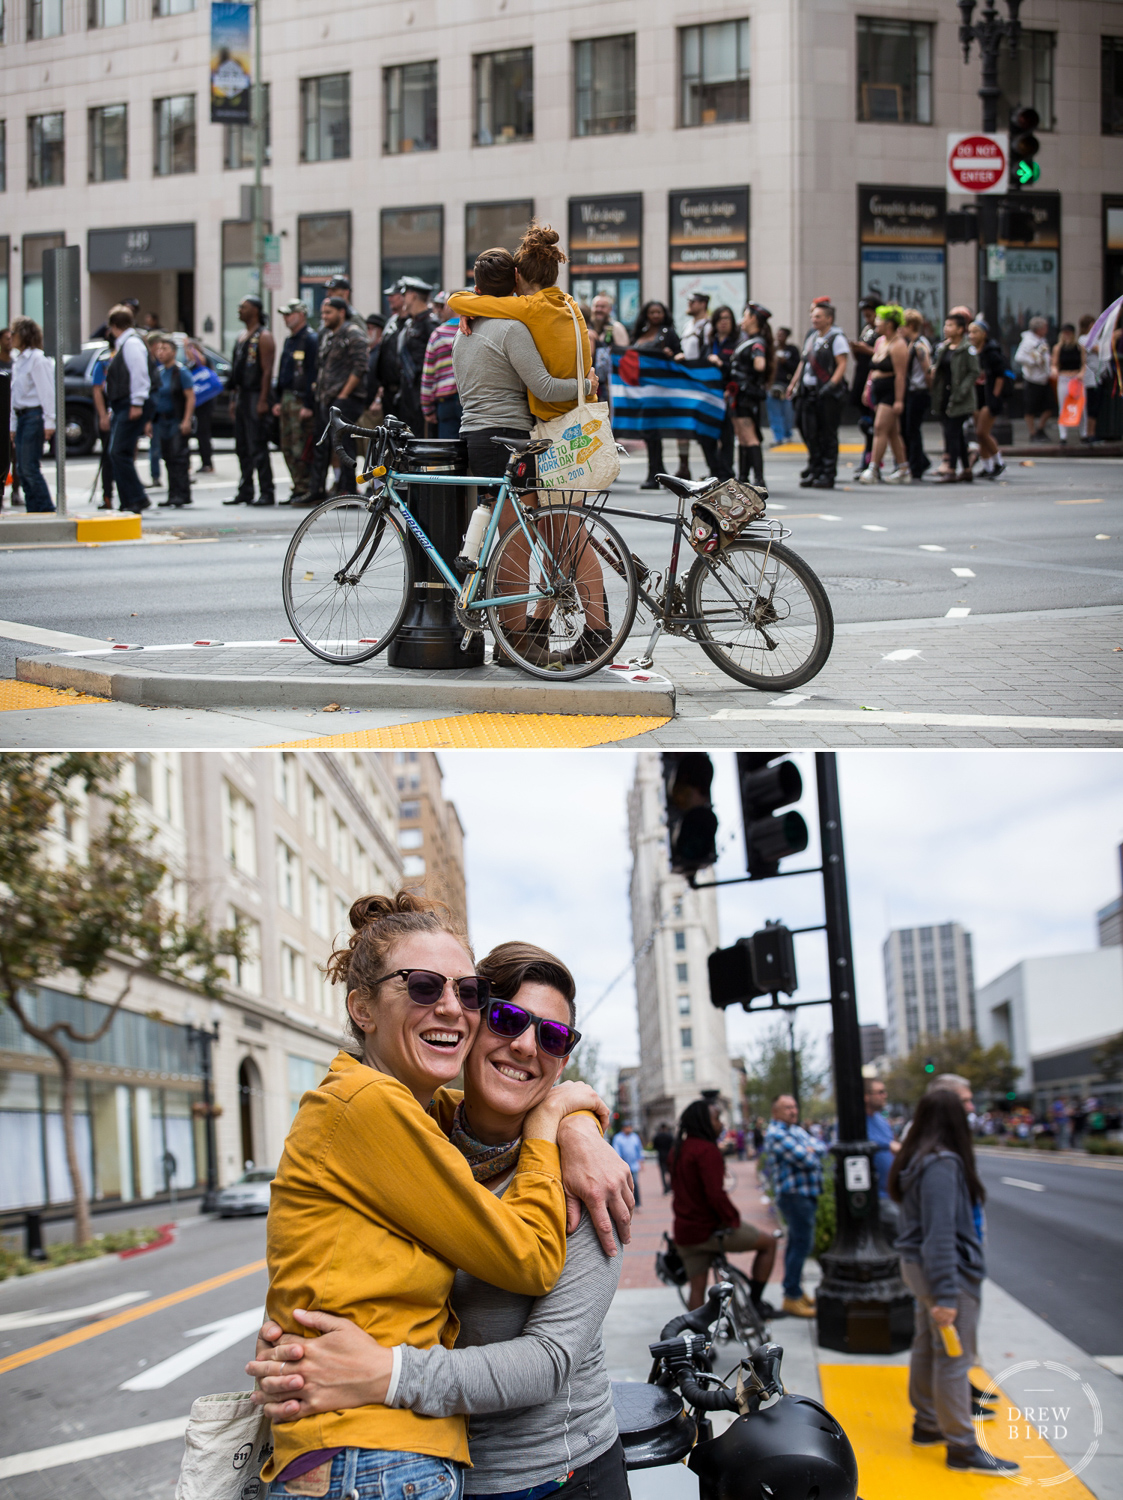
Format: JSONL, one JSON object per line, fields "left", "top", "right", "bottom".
{"left": 0, "top": 1417, "right": 188, "bottom": 1479}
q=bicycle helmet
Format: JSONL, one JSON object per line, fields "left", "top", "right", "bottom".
{"left": 688, "top": 1391, "right": 859, "bottom": 1500}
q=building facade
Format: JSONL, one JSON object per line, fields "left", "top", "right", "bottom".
{"left": 0, "top": 750, "right": 461, "bottom": 1228}
{"left": 392, "top": 751, "right": 468, "bottom": 932}
{"left": 3, "top": 0, "right": 1121, "bottom": 353}
{"left": 883, "top": 921, "right": 977, "bottom": 1058}
{"left": 627, "top": 752, "right": 738, "bottom": 1141}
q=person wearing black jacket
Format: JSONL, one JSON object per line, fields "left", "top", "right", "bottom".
{"left": 273, "top": 300, "right": 318, "bottom": 504}
{"left": 395, "top": 280, "right": 438, "bottom": 436}
{"left": 224, "top": 296, "right": 276, "bottom": 507}
{"left": 631, "top": 301, "right": 681, "bottom": 489}
{"left": 786, "top": 299, "right": 849, "bottom": 489}
{"left": 729, "top": 303, "right": 773, "bottom": 488}
{"left": 889, "top": 1090, "right": 1018, "bottom": 1478}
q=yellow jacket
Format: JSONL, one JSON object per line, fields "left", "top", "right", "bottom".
{"left": 262, "top": 1051, "right": 566, "bottom": 1481}
{"left": 445, "top": 285, "right": 592, "bottom": 420}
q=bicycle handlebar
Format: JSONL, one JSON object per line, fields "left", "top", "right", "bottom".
{"left": 657, "top": 1280, "right": 729, "bottom": 1342}
{"left": 650, "top": 1282, "right": 741, "bottom": 1413}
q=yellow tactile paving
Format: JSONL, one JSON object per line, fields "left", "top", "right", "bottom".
{"left": 0, "top": 679, "right": 110, "bottom": 710}
{"left": 819, "top": 1363, "right": 1096, "bottom": 1500}
{"left": 265, "top": 712, "right": 671, "bottom": 750}
{"left": 770, "top": 442, "right": 865, "bottom": 454}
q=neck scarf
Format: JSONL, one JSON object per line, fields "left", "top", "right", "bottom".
{"left": 451, "top": 1100, "right": 522, "bottom": 1184}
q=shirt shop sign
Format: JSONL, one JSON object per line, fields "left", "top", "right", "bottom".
{"left": 669, "top": 189, "right": 749, "bottom": 271}
{"left": 568, "top": 195, "right": 642, "bottom": 274}
{"left": 88, "top": 223, "right": 196, "bottom": 273}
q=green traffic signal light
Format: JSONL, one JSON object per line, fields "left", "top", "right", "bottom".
{"left": 1006, "top": 1091, "right": 1017, "bottom": 1101}
{"left": 924, "top": 1059, "right": 936, "bottom": 1074}
{"left": 1015, "top": 159, "right": 1040, "bottom": 186}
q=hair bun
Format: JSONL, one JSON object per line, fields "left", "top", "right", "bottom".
{"left": 348, "top": 890, "right": 443, "bottom": 932}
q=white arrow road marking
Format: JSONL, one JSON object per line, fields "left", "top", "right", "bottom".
{"left": 0, "top": 1417, "right": 188, "bottom": 1479}
{"left": 951, "top": 568, "right": 976, "bottom": 577}
{"left": 119, "top": 1306, "right": 264, "bottom": 1391}
{"left": 0, "top": 1292, "right": 149, "bottom": 1332}
{"left": 882, "top": 649, "right": 922, "bottom": 661}
{"left": 1000, "top": 1177, "right": 1046, "bottom": 1192}
{"left": 946, "top": 607, "right": 972, "bottom": 617}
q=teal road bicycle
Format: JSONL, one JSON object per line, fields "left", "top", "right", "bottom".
{"left": 282, "top": 410, "right": 640, "bottom": 680}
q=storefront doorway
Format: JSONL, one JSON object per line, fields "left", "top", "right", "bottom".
{"left": 568, "top": 193, "right": 642, "bottom": 330}
{"left": 88, "top": 223, "right": 196, "bottom": 337}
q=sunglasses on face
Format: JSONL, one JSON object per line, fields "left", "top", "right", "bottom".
{"left": 375, "top": 968, "right": 490, "bottom": 1011}
{"left": 485, "top": 999, "right": 581, "bottom": 1059}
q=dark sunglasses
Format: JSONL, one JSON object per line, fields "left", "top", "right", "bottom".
{"left": 374, "top": 968, "right": 490, "bottom": 1011}
{"left": 485, "top": 999, "right": 581, "bottom": 1059}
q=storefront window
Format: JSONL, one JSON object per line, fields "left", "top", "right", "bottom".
{"left": 384, "top": 61, "right": 438, "bottom": 154}
{"left": 0, "top": 1071, "right": 47, "bottom": 1209}
{"left": 1101, "top": 36, "right": 1123, "bottom": 135}
{"left": 464, "top": 199, "right": 532, "bottom": 278}
{"left": 568, "top": 193, "right": 642, "bottom": 329}
{"left": 474, "top": 48, "right": 533, "bottom": 145}
{"left": 858, "top": 185, "right": 946, "bottom": 331}
{"left": 856, "top": 17, "right": 933, "bottom": 124}
{"left": 668, "top": 188, "right": 749, "bottom": 324}
{"left": 381, "top": 205, "right": 442, "bottom": 311}
{"left": 298, "top": 211, "right": 351, "bottom": 322}
{"left": 994, "top": 193, "right": 1060, "bottom": 347}
{"left": 574, "top": 35, "right": 635, "bottom": 137}
{"left": 997, "top": 31, "right": 1055, "bottom": 131}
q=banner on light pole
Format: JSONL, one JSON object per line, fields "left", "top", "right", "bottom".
{"left": 211, "top": 2, "right": 252, "bottom": 124}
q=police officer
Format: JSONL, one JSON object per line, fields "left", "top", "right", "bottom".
{"left": 273, "top": 299, "right": 318, "bottom": 505}
{"left": 372, "top": 279, "right": 405, "bottom": 421}
{"left": 224, "top": 295, "right": 276, "bottom": 506}
{"left": 308, "top": 295, "right": 368, "bottom": 500}
{"left": 395, "top": 278, "right": 437, "bottom": 437}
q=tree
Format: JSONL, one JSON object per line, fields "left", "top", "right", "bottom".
{"left": 884, "top": 1030, "right": 1020, "bottom": 1110}
{"left": 741, "top": 1018, "right": 833, "bottom": 1124}
{"left": 0, "top": 755, "right": 241, "bottom": 1246}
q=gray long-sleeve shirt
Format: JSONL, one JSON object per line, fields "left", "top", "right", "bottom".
{"left": 390, "top": 1207, "right": 622, "bottom": 1493}
{"left": 453, "top": 319, "right": 583, "bottom": 433}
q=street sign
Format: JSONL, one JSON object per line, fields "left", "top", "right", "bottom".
{"left": 263, "top": 234, "right": 280, "bottom": 263}
{"left": 263, "top": 262, "right": 284, "bottom": 291}
{"left": 946, "top": 132, "right": 1008, "bottom": 194}
{"left": 986, "top": 245, "right": 1007, "bottom": 280}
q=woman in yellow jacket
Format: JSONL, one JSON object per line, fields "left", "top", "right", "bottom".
{"left": 259, "top": 890, "right": 614, "bottom": 1497}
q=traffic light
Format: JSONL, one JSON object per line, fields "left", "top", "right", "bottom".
{"left": 708, "top": 924, "right": 797, "bottom": 1010}
{"left": 924, "top": 1058, "right": 936, "bottom": 1075}
{"left": 998, "top": 203, "right": 1036, "bottom": 243}
{"left": 750, "top": 921, "right": 798, "bottom": 996}
{"left": 736, "top": 753, "right": 809, "bottom": 879}
{"left": 663, "top": 753, "right": 718, "bottom": 876}
{"left": 1009, "top": 105, "right": 1041, "bottom": 187}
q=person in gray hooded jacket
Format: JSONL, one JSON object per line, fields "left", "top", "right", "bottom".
{"left": 889, "top": 1088, "right": 1018, "bottom": 1478}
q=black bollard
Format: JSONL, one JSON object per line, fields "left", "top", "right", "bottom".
{"left": 387, "top": 437, "right": 486, "bottom": 671}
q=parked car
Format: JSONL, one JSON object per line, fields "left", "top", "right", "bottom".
{"left": 62, "top": 335, "right": 234, "bottom": 456}
{"left": 214, "top": 1166, "right": 275, "bottom": 1217}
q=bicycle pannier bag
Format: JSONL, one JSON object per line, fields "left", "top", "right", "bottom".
{"left": 533, "top": 301, "right": 622, "bottom": 495}
{"left": 688, "top": 478, "right": 767, "bottom": 556}
{"left": 175, "top": 1391, "right": 273, "bottom": 1500}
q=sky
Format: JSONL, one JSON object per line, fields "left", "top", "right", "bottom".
{"left": 437, "top": 751, "right": 1123, "bottom": 1083}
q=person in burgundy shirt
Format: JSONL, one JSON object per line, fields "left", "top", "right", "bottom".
{"left": 670, "top": 1098, "right": 778, "bottom": 1316}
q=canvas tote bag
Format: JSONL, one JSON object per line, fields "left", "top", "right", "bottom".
{"left": 533, "top": 301, "right": 622, "bottom": 495}
{"left": 175, "top": 1390, "right": 273, "bottom": 1500}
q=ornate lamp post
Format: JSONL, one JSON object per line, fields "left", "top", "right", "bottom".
{"left": 956, "top": 1, "right": 1022, "bottom": 332}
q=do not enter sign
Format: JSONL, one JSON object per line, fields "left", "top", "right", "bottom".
{"left": 947, "top": 132, "right": 1009, "bottom": 194}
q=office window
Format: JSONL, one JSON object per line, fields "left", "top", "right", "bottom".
{"left": 224, "top": 82, "right": 270, "bottom": 168}
{"left": 89, "top": 0, "right": 124, "bottom": 24}
{"left": 330, "top": 811, "right": 350, "bottom": 873}
{"left": 305, "top": 779, "right": 327, "bottom": 846}
{"left": 308, "top": 871, "right": 329, "bottom": 937}
{"left": 400, "top": 828, "right": 423, "bottom": 850}
{"left": 275, "top": 751, "right": 299, "bottom": 815}
{"left": 680, "top": 20, "right": 750, "bottom": 127}
{"left": 1105, "top": 37, "right": 1123, "bottom": 134}
{"left": 222, "top": 781, "right": 257, "bottom": 874}
{"left": 574, "top": 35, "right": 635, "bottom": 137}
{"left": 276, "top": 838, "right": 302, "bottom": 915}
{"left": 227, "top": 907, "right": 262, "bottom": 996}
{"left": 997, "top": 30, "right": 1054, "bottom": 131}
{"left": 384, "top": 61, "right": 437, "bottom": 154}
{"left": 301, "top": 73, "right": 350, "bottom": 161}
{"left": 88, "top": 104, "right": 127, "bottom": 182}
{"left": 0, "top": 1, "right": 5, "bottom": 44}
{"left": 334, "top": 893, "right": 350, "bottom": 940}
{"left": 400, "top": 801, "right": 420, "bottom": 820}
{"left": 474, "top": 48, "right": 533, "bottom": 145}
{"left": 403, "top": 855, "right": 426, "bottom": 877}
{"left": 680, "top": 1027, "right": 693, "bottom": 1050}
{"left": 155, "top": 0, "right": 194, "bottom": 13}
{"left": 353, "top": 841, "right": 369, "bottom": 892}
{"left": 682, "top": 1058, "right": 695, "bottom": 1082}
{"left": 28, "top": 112, "right": 64, "bottom": 187}
{"left": 677, "top": 994, "right": 691, "bottom": 1015}
{"left": 280, "top": 943, "right": 305, "bottom": 1005}
{"left": 676, "top": 962, "right": 688, "bottom": 983}
{"left": 674, "top": 930, "right": 686, "bottom": 951}
{"left": 856, "top": 18, "right": 932, "bottom": 124}
{"left": 672, "top": 900, "right": 683, "bottom": 918}
{"left": 154, "top": 94, "right": 195, "bottom": 175}
{"left": 28, "top": 0, "right": 62, "bottom": 37}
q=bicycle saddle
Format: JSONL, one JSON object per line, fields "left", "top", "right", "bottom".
{"left": 491, "top": 435, "right": 554, "bottom": 457}
{"left": 654, "top": 472, "right": 716, "bottom": 500}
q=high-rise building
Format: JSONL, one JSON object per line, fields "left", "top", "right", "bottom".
{"left": 0, "top": 751, "right": 436, "bottom": 1226}
{"left": 883, "top": 923, "right": 977, "bottom": 1058}
{"left": 627, "top": 753, "right": 738, "bottom": 1140}
{"left": 392, "top": 752, "right": 468, "bottom": 932}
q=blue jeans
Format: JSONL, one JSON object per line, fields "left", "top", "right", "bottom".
{"left": 269, "top": 1448, "right": 463, "bottom": 1500}
{"left": 14, "top": 407, "right": 55, "bottom": 512}
{"left": 109, "top": 406, "right": 150, "bottom": 511}
{"left": 778, "top": 1189, "right": 818, "bottom": 1298}
{"left": 765, "top": 395, "right": 793, "bottom": 443}
{"left": 435, "top": 394, "right": 463, "bottom": 438}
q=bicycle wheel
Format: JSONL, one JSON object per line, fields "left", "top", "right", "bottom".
{"left": 282, "top": 496, "right": 413, "bottom": 665}
{"left": 484, "top": 504, "right": 638, "bottom": 680}
{"left": 685, "top": 537, "right": 834, "bottom": 690}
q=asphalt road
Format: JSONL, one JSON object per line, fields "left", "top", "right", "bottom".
{"left": 975, "top": 1150, "right": 1123, "bottom": 1358}
{"left": 0, "top": 1213, "right": 267, "bottom": 1499}
{"left": 0, "top": 441, "right": 1120, "bottom": 681}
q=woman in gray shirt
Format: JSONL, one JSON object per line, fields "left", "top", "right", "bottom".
{"left": 250, "top": 942, "right": 630, "bottom": 1500}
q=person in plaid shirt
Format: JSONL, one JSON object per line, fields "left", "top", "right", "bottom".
{"left": 761, "top": 1094, "right": 828, "bottom": 1317}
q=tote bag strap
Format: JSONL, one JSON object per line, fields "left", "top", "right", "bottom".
{"left": 565, "top": 298, "right": 589, "bottom": 419}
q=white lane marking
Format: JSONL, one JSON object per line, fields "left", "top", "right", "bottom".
{"left": 708, "top": 707, "right": 1123, "bottom": 731}
{"left": 946, "top": 607, "right": 972, "bottom": 618}
{"left": 1000, "top": 1177, "right": 1046, "bottom": 1192}
{"left": 919, "top": 544, "right": 947, "bottom": 552}
{"left": 882, "top": 649, "right": 922, "bottom": 661}
{"left": 952, "top": 568, "right": 976, "bottom": 578}
{"left": 0, "top": 619, "right": 111, "bottom": 652}
{"left": 769, "top": 694, "right": 812, "bottom": 707}
{"left": 0, "top": 1417, "right": 188, "bottom": 1479}
{"left": 1094, "top": 1356, "right": 1123, "bottom": 1375}
{"left": 862, "top": 524, "right": 889, "bottom": 531}
{"left": 0, "top": 1292, "right": 149, "bottom": 1332}
{"left": 119, "top": 1305, "right": 264, "bottom": 1391}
